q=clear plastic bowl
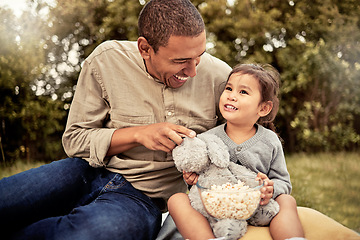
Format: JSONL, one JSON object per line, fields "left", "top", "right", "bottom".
{"left": 196, "top": 178, "right": 263, "bottom": 220}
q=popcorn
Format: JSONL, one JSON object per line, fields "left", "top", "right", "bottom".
{"left": 200, "top": 180, "right": 261, "bottom": 220}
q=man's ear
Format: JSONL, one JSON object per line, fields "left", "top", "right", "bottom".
{"left": 137, "top": 37, "right": 152, "bottom": 60}
{"left": 258, "top": 101, "right": 273, "bottom": 117}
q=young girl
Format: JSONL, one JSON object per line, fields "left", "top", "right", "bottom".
{"left": 168, "top": 64, "right": 305, "bottom": 240}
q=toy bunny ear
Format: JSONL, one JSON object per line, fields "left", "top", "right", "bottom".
{"left": 197, "top": 134, "right": 230, "bottom": 168}
{"left": 172, "top": 137, "right": 210, "bottom": 174}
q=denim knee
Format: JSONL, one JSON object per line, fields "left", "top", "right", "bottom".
{"left": 8, "top": 172, "right": 162, "bottom": 240}
{"left": 63, "top": 205, "right": 161, "bottom": 240}
{"left": 0, "top": 158, "right": 95, "bottom": 233}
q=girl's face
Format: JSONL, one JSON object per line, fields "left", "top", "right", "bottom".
{"left": 219, "top": 73, "right": 269, "bottom": 127}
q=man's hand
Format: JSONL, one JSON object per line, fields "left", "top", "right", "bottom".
{"left": 135, "top": 122, "right": 196, "bottom": 152}
{"left": 107, "top": 122, "right": 196, "bottom": 156}
{"left": 256, "top": 172, "right": 274, "bottom": 205}
{"left": 183, "top": 171, "right": 199, "bottom": 185}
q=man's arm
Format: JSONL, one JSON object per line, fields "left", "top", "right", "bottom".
{"left": 107, "top": 122, "right": 196, "bottom": 156}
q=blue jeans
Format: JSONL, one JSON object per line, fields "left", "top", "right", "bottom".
{"left": 0, "top": 158, "right": 162, "bottom": 240}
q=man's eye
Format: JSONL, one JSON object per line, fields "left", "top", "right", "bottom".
{"left": 173, "top": 60, "right": 187, "bottom": 64}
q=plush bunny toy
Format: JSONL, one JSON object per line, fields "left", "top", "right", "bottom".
{"left": 172, "top": 133, "right": 280, "bottom": 240}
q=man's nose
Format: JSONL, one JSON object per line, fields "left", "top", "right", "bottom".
{"left": 183, "top": 57, "right": 201, "bottom": 78}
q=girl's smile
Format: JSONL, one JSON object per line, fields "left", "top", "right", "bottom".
{"left": 224, "top": 104, "right": 238, "bottom": 111}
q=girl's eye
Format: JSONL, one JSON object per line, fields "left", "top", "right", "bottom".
{"left": 240, "top": 90, "right": 248, "bottom": 95}
{"left": 225, "top": 86, "right": 232, "bottom": 91}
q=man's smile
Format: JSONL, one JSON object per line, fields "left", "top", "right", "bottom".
{"left": 173, "top": 74, "right": 189, "bottom": 82}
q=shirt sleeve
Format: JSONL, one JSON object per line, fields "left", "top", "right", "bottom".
{"left": 62, "top": 60, "right": 116, "bottom": 167}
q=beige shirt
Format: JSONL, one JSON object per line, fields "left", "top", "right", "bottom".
{"left": 62, "top": 40, "right": 231, "bottom": 208}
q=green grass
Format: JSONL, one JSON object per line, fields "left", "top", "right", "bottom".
{"left": 0, "top": 160, "right": 46, "bottom": 179}
{"left": 286, "top": 152, "right": 360, "bottom": 233}
{"left": 1, "top": 152, "right": 359, "bottom": 233}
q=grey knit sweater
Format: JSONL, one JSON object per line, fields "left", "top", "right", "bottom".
{"left": 202, "top": 123, "right": 292, "bottom": 199}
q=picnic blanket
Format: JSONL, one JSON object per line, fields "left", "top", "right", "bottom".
{"left": 156, "top": 207, "right": 360, "bottom": 240}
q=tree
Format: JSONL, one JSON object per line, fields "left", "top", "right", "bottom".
{"left": 1, "top": 0, "right": 359, "bottom": 160}
{"left": 198, "top": 0, "right": 360, "bottom": 152}
{"left": 41, "top": 0, "right": 143, "bottom": 104}
{"left": 0, "top": 7, "right": 66, "bottom": 163}
{"left": 32, "top": 0, "right": 360, "bottom": 152}
{"left": 1, "top": 0, "right": 145, "bottom": 163}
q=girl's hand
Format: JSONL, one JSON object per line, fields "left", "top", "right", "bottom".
{"left": 183, "top": 171, "right": 199, "bottom": 185}
{"left": 256, "top": 172, "right": 274, "bottom": 205}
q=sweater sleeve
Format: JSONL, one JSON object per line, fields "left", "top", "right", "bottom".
{"left": 268, "top": 139, "right": 292, "bottom": 199}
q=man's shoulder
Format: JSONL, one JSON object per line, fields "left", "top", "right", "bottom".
{"left": 86, "top": 40, "right": 139, "bottom": 62}
{"left": 96, "top": 40, "right": 137, "bottom": 51}
{"left": 200, "top": 52, "right": 231, "bottom": 69}
{"left": 195, "top": 53, "right": 231, "bottom": 82}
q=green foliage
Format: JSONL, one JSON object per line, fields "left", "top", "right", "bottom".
{"left": 197, "top": 0, "right": 360, "bottom": 152}
{"left": 0, "top": 7, "right": 67, "bottom": 163}
{"left": 0, "top": 0, "right": 359, "bottom": 163}
{"left": 42, "top": 0, "right": 144, "bottom": 102}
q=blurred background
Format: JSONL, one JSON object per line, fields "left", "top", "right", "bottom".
{"left": 0, "top": 0, "right": 359, "bottom": 232}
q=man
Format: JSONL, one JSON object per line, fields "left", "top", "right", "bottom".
{"left": 0, "top": 0, "right": 231, "bottom": 239}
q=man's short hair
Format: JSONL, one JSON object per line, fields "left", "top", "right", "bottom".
{"left": 138, "top": 0, "right": 205, "bottom": 52}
